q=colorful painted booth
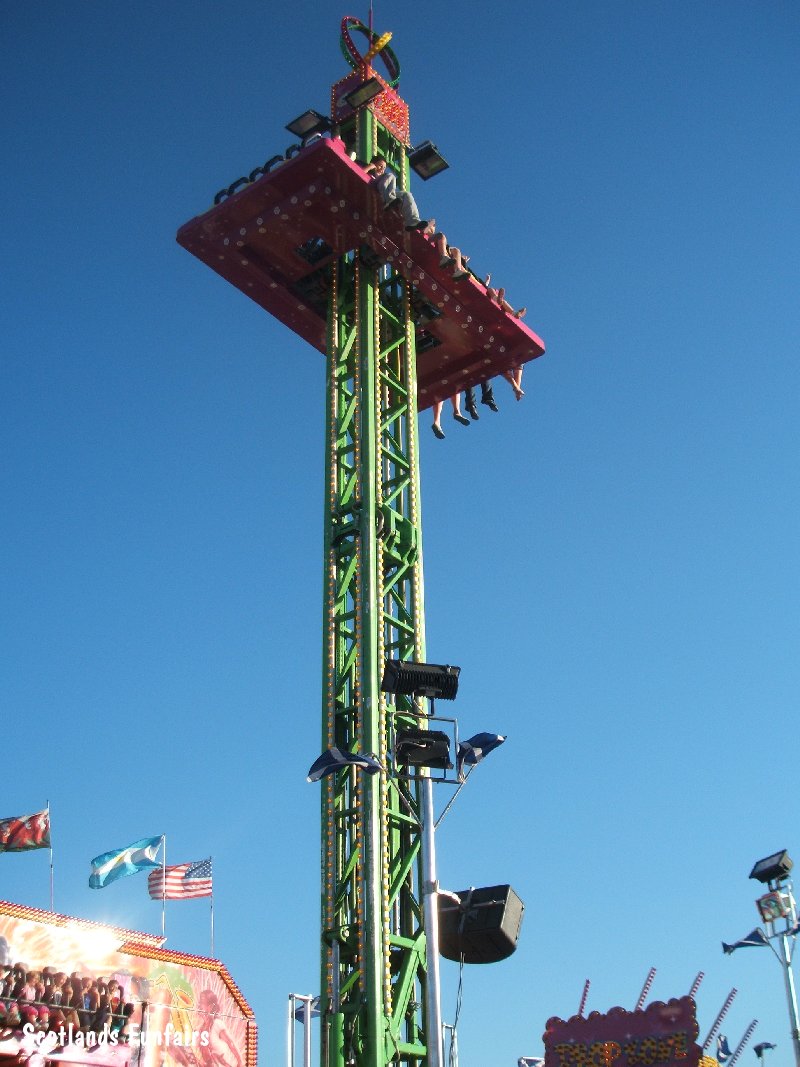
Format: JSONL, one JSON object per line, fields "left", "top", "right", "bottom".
{"left": 0, "top": 902, "right": 256, "bottom": 1067}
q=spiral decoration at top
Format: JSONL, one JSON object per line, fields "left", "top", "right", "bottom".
{"left": 339, "top": 15, "right": 401, "bottom": 87}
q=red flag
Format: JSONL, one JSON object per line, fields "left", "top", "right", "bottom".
{"left": 0, "top": 809, "right": 50, "bottom": 852}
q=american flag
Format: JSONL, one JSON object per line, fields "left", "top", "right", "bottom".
{"left": 148, "top": 858, "right": 212, "bottom": 900}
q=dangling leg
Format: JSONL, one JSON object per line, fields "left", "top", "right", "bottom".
{"left": 432, "top": 400, "right": 445, "bottom": 439}
{"left": 480, "top": 379, "right": 499, "bottom": 413}
{"left": 451, "top": 248, "right": 469, "bottom": 279}
{"left": 399, "top": 191, "right": 427, "bottom": 231}
{"left": 434, "top": 232, "right": 453, "bottom": 266}
{"left": 465, "top": 386, "right": 479, "bottom": 420}
{"left": 503, "top": 367, "right": 524, "bottom": 400}
{"left": 451, "top": 393, "right": 470, "bottom": 426}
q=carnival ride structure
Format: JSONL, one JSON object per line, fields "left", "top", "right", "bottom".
{"left": 176, "top": 18, "right": 546, "bottom": 1067}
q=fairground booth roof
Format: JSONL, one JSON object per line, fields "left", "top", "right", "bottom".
{"left": 0, "top": 900, "right": 256, "bottom": 1067}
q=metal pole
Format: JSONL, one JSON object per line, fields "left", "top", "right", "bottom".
{"left": 421, "top": 773, "right": 443, "bottom": 1067}
{"left": 47, "top": 799, "right": 54, "bottom": 911}
{"left": 287, "top": 996, "right": 295, "bottom": 1067}
{"left": 442, "top": 1023, "right": 458, "bottom": 1067}
{"left": 434, "top": 765, "right": 474, "bottom": 830}
{"left": 161, "top": 835, "right": 166, "bottom": 939}
{"left": 778, "top": 933, "right": 800, "bottom": 1067}
{"left": 288, "top": 995, "right": 314, "bottom": 1067}
{"left": 303, "top": 998, "right": 312, "bottom": 1067}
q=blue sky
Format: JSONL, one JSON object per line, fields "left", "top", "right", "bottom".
{"left": 3, "top": 2, "right": 799, "bottom": 1064}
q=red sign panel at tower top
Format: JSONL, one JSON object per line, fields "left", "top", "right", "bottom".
{"left": 331, "top": 68, "right": 410, "bottom": 145}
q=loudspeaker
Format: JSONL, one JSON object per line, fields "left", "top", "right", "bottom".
{"left": 438, "top": 885, "right": 524, "bottom": 964}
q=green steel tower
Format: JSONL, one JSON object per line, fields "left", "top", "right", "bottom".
{"left": 177, "top": 18, "right": 545, "bottom": 1067}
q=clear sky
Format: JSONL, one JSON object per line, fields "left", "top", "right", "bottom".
{"left": 3, "top": 2, "right": 799, "bottom": 1064}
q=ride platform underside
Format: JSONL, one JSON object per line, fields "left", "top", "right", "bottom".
{"left": 176, "top": 135, "right": 545, "bottom": 411}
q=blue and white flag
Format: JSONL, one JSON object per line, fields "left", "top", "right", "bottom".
{"left": 457, "top": 732, "right": 506, "bottom": 770}
{"left": 307, "top": 748, "right": 383, "bottom": 782}
{"left": 293, "top": 996, "right": 320, "bottom": 1021}
{"left": 89, "top": 835, "right": 163, "bottom": 888}
{"left": 722, "top": 928, "right": 769, "bottom": 954}
{"left": 518, "top": 1058, "right": 544, "bottom": 1067}
{"left": 716, "top": 1034, "right": 732, "bottom": 1063}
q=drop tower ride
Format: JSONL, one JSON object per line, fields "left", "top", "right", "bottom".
{"left": 177, "top": 18, "right": 545, "bottom": 1067}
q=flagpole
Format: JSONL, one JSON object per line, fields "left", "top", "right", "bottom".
{"left": 210, "top": 856, "right": 215, "bottom": 956}
{"left": 161, "top": 835, "right": 166, "bottom": 939}
{"left": 434, "top": 764, "right": 474, "bottom": 829}
{"left": 47, "top": 799, "right": 54, "bottom": 911}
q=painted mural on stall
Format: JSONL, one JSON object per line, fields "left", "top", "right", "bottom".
{"left": 0, "top": 904, "right": 255, "bottom": 1067}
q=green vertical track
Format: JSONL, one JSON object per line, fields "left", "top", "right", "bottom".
{"left": 320, "top": 107, "right": 432, "bottom": 1067}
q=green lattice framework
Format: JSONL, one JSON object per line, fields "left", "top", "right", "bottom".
{"left": 320, "top": 106, "right": 432, "bottom": 1067}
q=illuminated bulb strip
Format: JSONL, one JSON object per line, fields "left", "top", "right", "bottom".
{"left": 374, "top": 274, "right": 392, "bottom": 1001}
{"left": 323, "top": 260, "right": 340, "bottom": 964}
{"left": 728, "top": 1020, "right": 758, "bottom": 1067}
{"left": 348, "top": 256, "right": 368, "bottom": 996}
{"left": 703, "top": 988, "right": 738, "bottom": 1050}
{"left": 635, "top": 967, "right": 657, "bottom": 1011}
{"left": 578, "top": 979, "right": 591, "bottom": 1018}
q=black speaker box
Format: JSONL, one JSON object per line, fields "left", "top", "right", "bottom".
{"left": 438, "top": 884, "right": 524, "bottom": 964}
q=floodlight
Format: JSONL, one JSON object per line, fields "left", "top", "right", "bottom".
{"left": 381, "top": 660, "right": 460, "bottom": 700}
{"left": 395, "top": 727, "right": 452, "bottom": 770}
{"left": 344, "top": 78, "right": 383, "bottom": 110}
{"left": 285, "top": 110, "right": 331, "bottom": 139}
{"left": 408, "top": 141, "right": 449, "bottom": 180}
{"left": 750, "top": 850, "right": 793, "bottom": 885}
{"left": 756, "top": 891, "right": 791, "bottom": 923}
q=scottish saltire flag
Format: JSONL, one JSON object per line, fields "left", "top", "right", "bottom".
{"left": 518, "top": 1058, "right": 544, "bottom": 1067}
{"left": 754, "top": 1043, "right": 776, "bottom": 1059}
{"left": 307, "top": 748, "right": 383, "bottom": 782}
{"left": 89, "top": 835, "right": 162, "bottom": 888}
{"left": 716, "top": 1035, "right": 732, "bottom": 1063}
{"left": 457, "top": 732, "right": 506, "bottom": 770}
{"left": 0, "top": 809, "right": 50, "bottom": 852}
{"left": 722, "top": 927, "right": 769, "bottom": 954}
{"left": 148, "top": 858, "right": 213, "bottom": 900}
{"left": 293, "top": 996, "right": 321, "bottom": 1021}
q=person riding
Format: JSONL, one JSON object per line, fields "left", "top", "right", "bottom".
{"left": 363, "top": 157, "right": 428, "bottom": 231}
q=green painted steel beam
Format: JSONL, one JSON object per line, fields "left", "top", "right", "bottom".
{"left": 320, "top": 102, "right": 432, "bottom": 1067}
